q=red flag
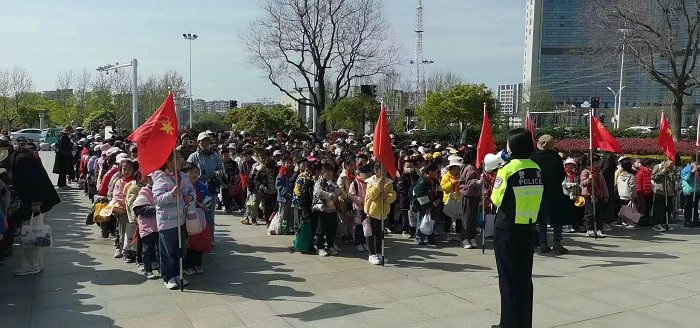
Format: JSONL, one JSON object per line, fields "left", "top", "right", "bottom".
{"left": 525, "top": 111, "right": 536, "bottom": 147}
{"left": 476, "top": 104, "right": 495, "bottom": 169}
{"left": 590, "top": 116, "right": 622, "bottom": 153}
{"left": 128, "top": 92, "right": 179, "bottom": 176}
{"left": 373, "top": 101, "right": 398, "bottom": 180}
{"left": 658, "top": 113, "right": 676, "bottom": 162}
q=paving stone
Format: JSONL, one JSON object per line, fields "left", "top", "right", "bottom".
{"left": 184, "top": 304, "right": 246, "bottom": 328}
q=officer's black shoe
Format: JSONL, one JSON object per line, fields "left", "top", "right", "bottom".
{"left": 539, "top": 243, "right": 552, "bottom": 253}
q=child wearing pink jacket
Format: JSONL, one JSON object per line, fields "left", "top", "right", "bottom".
{"left": 348, "top": 164, "right": 373, "bottom": 253}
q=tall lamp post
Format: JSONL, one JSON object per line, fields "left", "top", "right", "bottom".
{"left": 183, "top": 33, "right": 198, "bottom": 129}
{"left": 616, "top": 29, "right": 629, "bottom": 130}
{"left": 96, "top": 59, "right": 139, "bottom": 130}
{"left": 607, "top": 86, "right": 626, "bottom": 128}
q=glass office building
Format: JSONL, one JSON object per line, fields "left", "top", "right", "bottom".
{"left": 523, "top": 0, "right": 699, "bottom": 121}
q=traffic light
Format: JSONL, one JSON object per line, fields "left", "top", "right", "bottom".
{"left": 590, "top": 97, "right": 600, "bottom": 109}
{"left": 229, "top": 100, "right": 238, "bottom": 109}
{"left": 360, "top": 85, "right": 377, "bottom": 98}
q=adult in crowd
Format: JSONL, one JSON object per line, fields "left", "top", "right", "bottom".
{"left": 600, "top": 151, "right": 617, "bottom": 231}
{"left": 616, "top": 156, "right": 637, "bottom": 227}
{"left": 53, "top": 125, "right": 74, "bottom": 189}
{"left": 459, "top": 147, "right": 481, "bottom": 249}
{"left": 634, "top": 159, "right": 654, "bottom": 225}
{"left": 0, "top": 139, "right": 61, "bottom": 275}
{"left": 679, "top": 160, "right": 700, "bottom": 227}
{"left": 490, "top": 128, "right": 544, "bottom": 328}
{"left": 187, "top": 132, "right": 224, "bottom": 244}
{"left": 531, "top": 135, "right": 569, "bottom": 254}
{"left": 581, "top": 154, "right": 608, "bottom": 238}
{"left": 651, "top": 156, "right": 677, "bottom": 232}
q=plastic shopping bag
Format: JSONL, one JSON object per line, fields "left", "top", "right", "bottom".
{"left": 419, "top": 210, "right": 434, "bottom": 235}
{"left": 267, "top": 212, "right": 281, "bottom": 235}
{"left": 362, "top": 218, "right": 372, "bottom": 237}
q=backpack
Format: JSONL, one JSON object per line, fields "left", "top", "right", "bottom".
{"left": 293, "top": 219, "right": 313, "bottom": 252}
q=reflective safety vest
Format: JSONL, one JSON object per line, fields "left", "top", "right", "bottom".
{"left": 491, "top": 159, "right": 544, "bottom": 225}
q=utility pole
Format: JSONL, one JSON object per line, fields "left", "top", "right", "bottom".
{"left": 96, "top": 59, "right": 139, "bottom": 130}
{"left": 183, "top": 33, "right": 198, "bottom": 129}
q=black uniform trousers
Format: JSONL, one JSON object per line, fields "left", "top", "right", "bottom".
{"left": 494, "top": 226, "right": 534, "bottom": 328}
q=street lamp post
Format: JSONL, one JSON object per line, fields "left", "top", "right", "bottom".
{"left": 617, "top": 29, "right": 629, "bottom": 130}
{"left": 183, "top": 33, "right": 198, "bottom": 129}
{"left": 607, "top": 86, "right": 626, "bottom": 128}
{"left": 96, "top": 59, "right": 139, "bottom": 130}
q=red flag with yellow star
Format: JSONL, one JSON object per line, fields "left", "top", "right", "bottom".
{"left": 658, "top": 112, "right": 675, "bottom": 162}
{"left": 590, "top": 116, "right": 622, "bottom": 153}
{"left": 128, "top": 92, "right": 178, "bottom": 176}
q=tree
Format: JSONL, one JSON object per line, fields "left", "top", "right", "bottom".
{"left": 191, "top": 112, "right": 227, "bottom": 132}
{"left": 588, "top": 0, "right": 700, "bottom": 140}
{"left": 426, "top": 70, "right": 464, "bottom": 93}
{"left": 55, "top": 70, "right": 76, "bottom": 125}
{"left": 416, "top": 84, "right": 496, "bottom": 141}
{"left": 0, "top": 69, "right": 11, "bottom": 131}
{"left": 225, "top": 104, "right": 308, "bottom": 138}
{"left": 10, "top": 66, "right": 35, "bottom": 129}
{"left": 521, "top": 83, "right": 554, "bottom": 114}
{"left": 321, "top": 94, "right": 379, "bottom": 133}
{"left": 74, "top": 69, "right": 92, "bottom": 125}
{"left": 241, "top": 0, "right": 400, "bottom": 135}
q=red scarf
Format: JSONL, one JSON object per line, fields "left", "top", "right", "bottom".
{"left": 565, "top": 169, "right": 576, "bottom": 183}
{"left": 345, "top": 169, "right": 356, "bottom": 183}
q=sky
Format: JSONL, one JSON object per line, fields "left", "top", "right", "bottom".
{"left": 0, "top": 0, "right": 525, "bottom": 103}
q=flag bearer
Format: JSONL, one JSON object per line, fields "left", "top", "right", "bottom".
{"left": 490, "top": 128, "right": 544, "bottom": 328}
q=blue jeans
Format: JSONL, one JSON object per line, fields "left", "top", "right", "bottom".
{"left": 159, "top": 225, "right": 186, "bottom": 282}
{"left": 142, "top": 232, "right": 159, "bottom": 271}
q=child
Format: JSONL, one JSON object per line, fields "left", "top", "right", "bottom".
{"left": 313, "top": 163, "right": 342, "bottom": 257}
{"left": 365, "top": 163, "right": 397, "bottom": 265}
{"left": 255, "top": 159, "right": 279, "bottom": 225}
{"left": 297, "top": 161, "right": 319, "bottom": 252}
{"left": 397, "top": 160, "right": 419, "bottom": 238}
{"left": 276, "top": 156, "right": 295, "bottom": 234}
{"left": 292, "top": 158, "right": 309, "bottom": 231}
{"left": 183, "top": 162, "right": 211, "bottom": 275}
{"left": 412, "top": 163, "right": 441, "bottom": 246}
{"left": 221, "top": 148, "right": 242, "bottom": 213}
{"left": 133, "top": 175, "right": 159, "bottom": 279}
{"left": 112, "top": 158, "right": 138, "bottom": 262}
{"left": 348, "top": 164, "right": 372, "bottom": 252}
{"left": 337, "top": 157, "right": 357, "bottom": 245}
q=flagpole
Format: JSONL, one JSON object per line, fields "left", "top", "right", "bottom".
{"left": 589, "top": 108, "right": 598, "bottom": 240}
{"left": 173, "top": 149, "right": 185, "bottom": 292}
{"left": 481, "top": 176, "right": 485, "bottom": 254}
{"left": 380, "top": 179, "right": 385, "bottom": 266}
{"left": 662, "top": 112, "right": 670, "bottom": 231}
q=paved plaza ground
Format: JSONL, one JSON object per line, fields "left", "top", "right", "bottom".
{"left": 1, "top": 152, "right": 700, "bottom": 327}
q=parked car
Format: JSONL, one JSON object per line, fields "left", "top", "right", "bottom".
{"left": 10, "top": 128, "right": 42, "bottom": 143}
{"left": 626, "top": 126, "right": 657, "bottom": 134}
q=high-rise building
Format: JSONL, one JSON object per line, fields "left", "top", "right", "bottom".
{"left": 498, "top": 83, "right": 523, "bottom": 127}
{"left": 522, "top": 0, "right": 675, "bottom": 111}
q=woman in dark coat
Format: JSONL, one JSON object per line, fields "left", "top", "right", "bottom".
{"left": 530, "top": 135, "right": 570, "bottom": 255}
{"left": 0, "top": 139, "right": 61, "bottom": 274}
{"left": 53, "top": 125, "right": 74, "bottom": 188}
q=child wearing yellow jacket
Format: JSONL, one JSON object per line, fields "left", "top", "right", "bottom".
{"left": 364, "top": 163, "right": 397, "bottom": 265}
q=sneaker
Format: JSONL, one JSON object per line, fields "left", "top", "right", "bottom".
{"left": 184, "top": 268, "right": 197, "bottom": 275}
{"left": 586, "top": 230, "right": 596, "bottom": 237}
{"left": 164, "top": 278, "right": 179, "bottom": 290}
{"left": 602, "top": 224, "right": 613, "bottom": 232}
{"left": 401, "top": 232, "right": 411, "bottom": 239}
{"left": 318, "top": 249, "right": 329, "bottom": 257}
{"left": 652, "top": 224, "right": 665, "bottom": 232}
{"left": 665, "top": 225, "right": 675, "bottom": 231}
{"left": 383, "top": 228, "right": 391, "bottom": 234}
{"left": 136, "top": 263, "right": 145, "bottom": 272}
{"left": 416, "top": 239, "right": 426, "bottom": 246}
{"left": 113, "top": 249, "right": 123, "bottom": 258}
{"left": 469, "top": 239, "right": 478, "bottom": 248}
{"left": 14, "top": 267, "right": 43, "bottom": 276}
{"left": 363, "top": 244, "right": 369, "bottom": 251}
{"left": 252, "top": 219, "right": 259, "bottom": 226}
{"left": 145, "top": 271, "right": 159, "bottom": 279}
{"left": 368, "top": 255, "right": 381, "bottom": 265}
{"left": 539, "top": 243, "right": 552, "bottom": 253}
{"left": 195, "top": 266, "right": 204, "bottom": 274}
{"left": 596, "top": 230, "right": 606, "bottom": 238}
{"left": 355, "top": 245, "right": 365, "bottom": 252}
{"left": 122, "top": 256, "right": 135, "bottom": 264}
{"left": 328, "top": 248, "right": 339, "bottom": 256}
{"left": 177, "top": 277, "right": 189, "bottom": 287}
{"left": 460, "top": 239, "right": 469, "bottom": 248}
{"left": 563, "top": 225, "right": 575, "bottom": 233}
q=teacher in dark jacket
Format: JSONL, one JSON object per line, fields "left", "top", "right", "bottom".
{"left": 0, "top": 139, "right": 61, "bottom": 275}
{"left": 53, "top": 125, "right": 74, "bottom": 189}
{"left": 531, "top": 135, "right": 570, "bottom": 255}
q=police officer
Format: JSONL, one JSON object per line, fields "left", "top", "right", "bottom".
{"left": 490, "top": 128, "right": 544, "bottom": 328}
